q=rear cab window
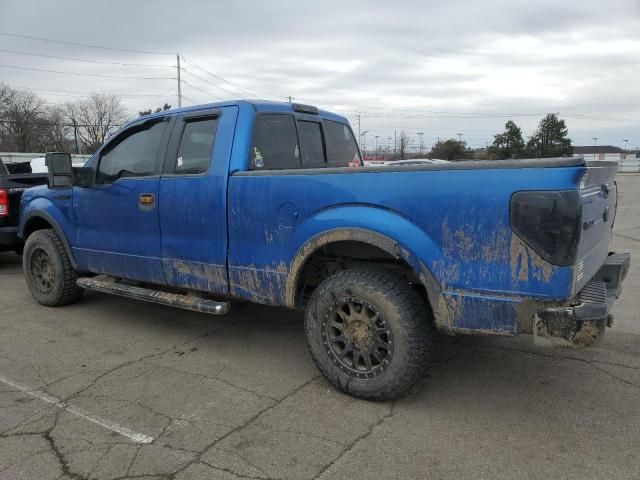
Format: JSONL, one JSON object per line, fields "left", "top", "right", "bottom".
{"left": 323, "top": 120, "right": 361, "bottom": 167}
{"left": 250, "top": 114, "right": 300, "bottom": 170}
{"left": 298, "top": 121, "right": 325, "bottom": 167}
{"left": 250, "top": 112, "right": 361, "bottom": 170}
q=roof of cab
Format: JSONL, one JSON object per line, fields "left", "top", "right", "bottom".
{"left": 138, "top": 99, "right": 348, "bottom": 124}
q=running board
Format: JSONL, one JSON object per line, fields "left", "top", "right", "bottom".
{"left": 76, "top": 276, "right": 230, "bottom": 315}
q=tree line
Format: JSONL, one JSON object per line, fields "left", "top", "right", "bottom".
{"left": 394, "top": 114, "right": 574, "bottom": 161}
{"left": 0, "top": 84, "right": 131, "bottom": 154}
{"left": 0, "top": 84, "right": 172, "bottom": 155}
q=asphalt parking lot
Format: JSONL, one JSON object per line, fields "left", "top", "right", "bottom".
{"left": 0, "top": 175, "right": 639, "bottom": 480}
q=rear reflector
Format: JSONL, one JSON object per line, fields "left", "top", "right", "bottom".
{"left": 0, "top": 189, "right": 8, "bottom": 217}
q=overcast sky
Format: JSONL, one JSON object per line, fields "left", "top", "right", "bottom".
{"left": 0, "top": 0, "right": 638, "bottom": 149}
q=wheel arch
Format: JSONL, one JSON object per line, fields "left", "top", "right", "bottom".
{"left": 284, "top": 227, "right": 451, "bottom": 333}
{"left": 21, "top": 211, "right": 77, "bottom": 269}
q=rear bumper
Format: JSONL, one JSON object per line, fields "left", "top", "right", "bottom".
{"left": 0, "top": 226, "right": 20, "bottom": 248}
{"left": 534, "top": 252, "right": 630, "bottom": 347}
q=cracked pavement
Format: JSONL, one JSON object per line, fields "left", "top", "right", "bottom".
{"left": 1, "top": 174, "right": 639, "bottom": 480}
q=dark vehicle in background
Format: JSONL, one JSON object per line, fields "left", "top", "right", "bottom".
{"left": 0, "top": 159, "right": 48, "bottom": 254}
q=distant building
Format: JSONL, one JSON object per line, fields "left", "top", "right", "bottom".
{"left": 572, "top": 145, "right": 639, "bottom": 172}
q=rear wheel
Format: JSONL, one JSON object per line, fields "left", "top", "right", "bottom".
{"left": 304, "top": 266, "right": 433, "bottom": 401}
{"left": 23, "top": 229, "right": 83, "bottom": 306}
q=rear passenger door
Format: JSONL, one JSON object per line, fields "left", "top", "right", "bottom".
{"left": 159, "top": 106, "right": 237, "bottom": 294}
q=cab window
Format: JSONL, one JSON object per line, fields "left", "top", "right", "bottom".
{"left": 174, "top": 117, "right": 218, "bottom": 175}
{"left": 97, "top": 121, "right": 166, "bottom": 184}
{"left": 298, "top": 121, "right": 325, "bottom": 167}
{"left": 323, "top": 120, "right": 362, "bottom": 167}
{"left": 250, "top": 114, "right": 300, "bottom": 170}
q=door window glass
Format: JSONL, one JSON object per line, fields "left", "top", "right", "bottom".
{"left": 97, "top": 121, "right": 166, "bottom": 183}
{"left": 175, "top": 118, "right": 218, "bottom": 174}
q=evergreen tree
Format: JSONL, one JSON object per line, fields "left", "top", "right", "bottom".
{"left": 525, "top": 114, "right": 573, "bottom": 158}
{"left": 488, "top": 120, "right": 525, "bottom": 159}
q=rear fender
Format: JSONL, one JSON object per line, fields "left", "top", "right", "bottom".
{"left": 284, "top": 207, "right": 451, "bottom": 332}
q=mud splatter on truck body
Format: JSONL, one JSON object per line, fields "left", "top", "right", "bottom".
{"left": 19, "top": 100, "right": 627, "bottom": 348}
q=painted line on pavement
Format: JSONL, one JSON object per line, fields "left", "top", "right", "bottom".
{"left": 0, "top": 374, "right": 154, "bottom": 444}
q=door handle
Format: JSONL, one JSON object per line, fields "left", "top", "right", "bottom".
{"left": 139, "top": 193, "right": 155, "bottom": 210}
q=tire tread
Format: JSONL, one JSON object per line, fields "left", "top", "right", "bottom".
{"left": 305, "top": 265, "right": 434, "bottom": 401}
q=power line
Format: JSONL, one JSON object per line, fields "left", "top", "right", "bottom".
{"left": 180, "top": 79, "right": 225, "bottom": 101}
{"left": 6, "top": 84, "right": 177, "bottom": 98}
{"left": 180, "top": 56, "right": 282, "bottom": 100}
{"left": 0, "top": 31, "right": 174, "bottom": 55}
{"left": 0, "top": 63, "right": 176, "bottom": 80}
{"left": 181, "top": 94, "right": 201, "bottom": 105}
{"left": 0, "top": 119, "right": 125, "bottom": 128}
{"left": 180, "top": 67, "right": 252, "bottom": 99}
{"left": 0, "top": 48, "right": 174, "bottom": 68}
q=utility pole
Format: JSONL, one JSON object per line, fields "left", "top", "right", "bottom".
{"left": 176, "top": 54, "right": 182, "bottom": 108}
{"left": 457, "top": 133, "right": 463, "bottom": 143}
{"left": 288, "top": 96, "right": 292, "bottom": 103}
{"left": 72, "top": 119, "right": 79, "bottom": 154}
{"left": 361, "top": 130, "right": 369, "bottom": 159}
{"left": 374, "top": 135, "right": 379, "bottom": 157}
{"left": 592, "top": 137, "right": 598, "bottom": 159}
{"left": 417, "top": 132, "right": 424, "bottom": 156}
{"left": 623, "top": 139, "right": 629, "bottom": 152}
{"left": 394, "top": 129, "right": 397, "bottom": 157}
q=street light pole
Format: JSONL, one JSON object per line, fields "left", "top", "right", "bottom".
{"left": 593, "top": 137, "right": 598, "bottom": 159}
{"left": 361, "top": 130, "right": 369, "bottom": 159}
{"left": 417, "top": 132, "right": 424, "bottom": 156}
{"left": 176, "top": 54, "right": 182, "bottom": 108}
{"left": 375, "top": 135, "right": 379, "bottom": 157}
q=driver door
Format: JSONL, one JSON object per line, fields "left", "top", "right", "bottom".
{"left": 72, "top": 117, "right": 173, "bottom": 283}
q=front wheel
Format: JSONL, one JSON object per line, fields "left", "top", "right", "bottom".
{"left": 304, "top": 266, "right": 434, "bottom": 401}
{"left": 23, "top": 229, "right": 83, "bottom": 306}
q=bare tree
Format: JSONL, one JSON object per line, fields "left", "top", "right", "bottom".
{"left": 0, "top": 87, "right": 49, "bottom": 152}
{"left": 43, "top": 105, "right": 73, "bottom": 152}
{"left": 399, "top": 130, "right": 410, "bottom": 160}
{"left": 66, "top": 93, "right": 127, "bottom": 153}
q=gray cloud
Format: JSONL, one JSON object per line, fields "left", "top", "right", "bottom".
{"left": 0, "top": 0, "right": 638, "bottom": 147}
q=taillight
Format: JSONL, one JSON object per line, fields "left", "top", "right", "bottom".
{"left": 510, "top": 190, "right": 581, "bottom": 266}
{"left": 0, "top": 189, "right": 8, "bottom": 217}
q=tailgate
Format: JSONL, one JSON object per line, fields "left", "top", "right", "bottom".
{"left": 1, "top": 175, "right": 48, "bottom": 226}
{"left": 574, "top": 161, "right": 619, "bottom": 293}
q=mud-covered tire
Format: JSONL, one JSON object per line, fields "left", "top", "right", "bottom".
{"left": 23, "top": 229, "right": 83, "bottom": 306}
{"left": 304, "top": 266, "right": 434, "bottom": 401}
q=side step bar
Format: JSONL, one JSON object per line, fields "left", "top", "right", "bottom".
{"left": 77, "top": 276, "right": 230, "bottom": 315}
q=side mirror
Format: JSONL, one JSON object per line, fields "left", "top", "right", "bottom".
{"left": 45, "top": 152, "right": 73, "bottom": 189}
{"left": 72, "top": 167, "right": 94, "bottom": 188}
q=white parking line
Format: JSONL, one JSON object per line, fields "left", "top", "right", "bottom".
{"left": 0, "top": 374, "right": 154, "bottom": 444}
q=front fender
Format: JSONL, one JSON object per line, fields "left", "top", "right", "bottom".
{"left": 19, "top": 193, "right": 77, "bottom": 268}
{"left": 284, "top": 205, "right": 452, "bottom": 332}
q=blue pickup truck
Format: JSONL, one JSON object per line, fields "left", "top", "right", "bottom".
{"left": 18, "top": 100, "right": 629, "bottom": 400}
